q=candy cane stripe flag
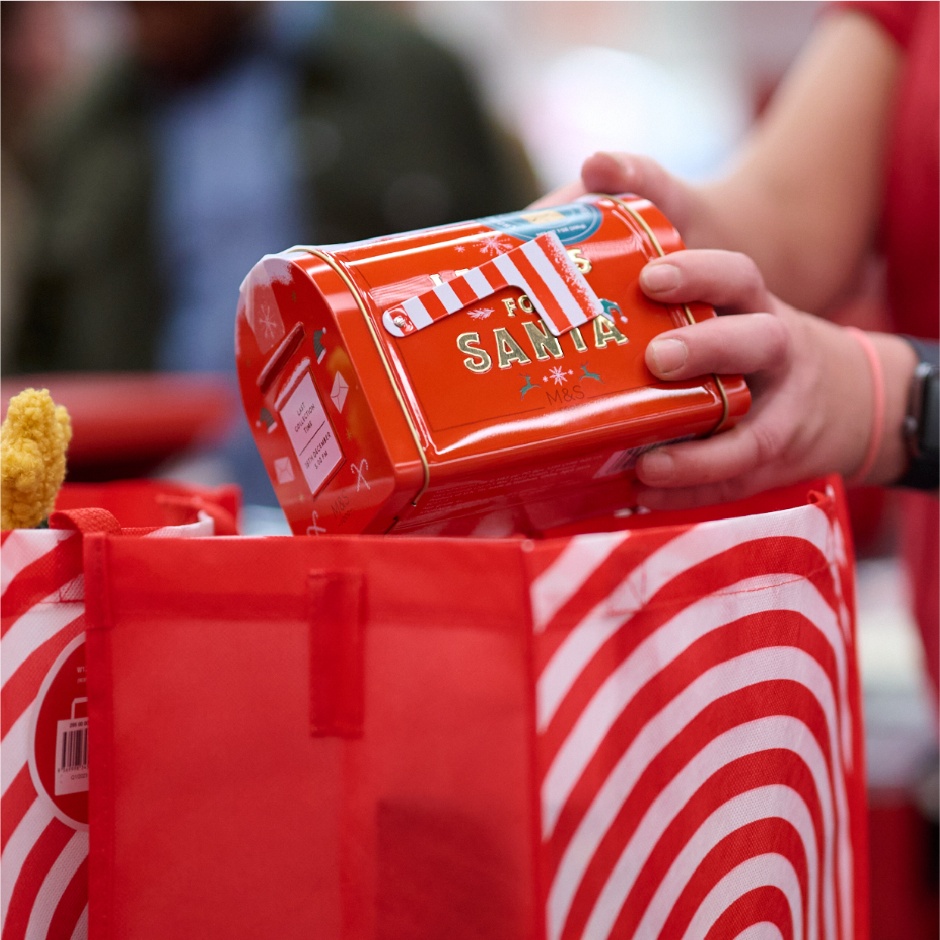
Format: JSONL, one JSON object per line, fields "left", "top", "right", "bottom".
{"left": 382, "top": 231, "right": 605, "bottom": 338}
{"left": 526, "top": 483, "right": 866, "bottom": 940}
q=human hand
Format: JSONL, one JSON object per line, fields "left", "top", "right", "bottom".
{"left": 632, "top": 249, "right": 904, "bottom": 510}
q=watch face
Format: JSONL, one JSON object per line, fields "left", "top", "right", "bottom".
{"left": 901, "top": 342, "right": 940, "bottom": 489}
{"left": 895, "top": 336, "right": 940, "bottom": 491}
{"left": 920, "top": 363, "right": 939, "bottom": 459}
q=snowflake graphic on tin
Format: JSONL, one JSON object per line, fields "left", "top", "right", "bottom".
{"left": 478, "top": 233, "right": 513, "bottom": 256}
{"left": 545, "top": 366, "right": 574, "bottom": 386}
{"left": 467, "top": 306, "right": 494, "bottom": 320}
{"left": 257, "top": 302, "right": 279, "bottom": 340}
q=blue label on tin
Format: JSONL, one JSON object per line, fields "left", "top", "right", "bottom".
{"left": 481, "top": 203, "right": 602, "bottom": 246}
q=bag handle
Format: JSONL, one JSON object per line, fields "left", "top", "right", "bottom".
{"left": 48, "top": 507, "right": 122, "bottom": 534}
{"left": 381, "top": 230, "right": 606, "bottom": 338}
{"left": 308, "top": 569, "right": 364, "bottom": 738}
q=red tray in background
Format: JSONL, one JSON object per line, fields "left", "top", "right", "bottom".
{"left": 1, "top": 372, "right": 239, "bottom": 481}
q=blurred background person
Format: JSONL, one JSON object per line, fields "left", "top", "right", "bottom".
{"left": 6, "top": 0, "right": 538, "bottom": 508}
{"left": 2, "top": 1, "right": 124, "bottom": 373}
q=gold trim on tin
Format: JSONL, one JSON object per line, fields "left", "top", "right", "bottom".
{"left": 610, "top": 197, "right": 732, "bottom": 434}
{"left": 302, "top": 249, "right": 431, "bottom": 506}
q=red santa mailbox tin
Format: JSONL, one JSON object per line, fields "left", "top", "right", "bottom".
{"left": 235, "top": 195, "right": 750, "bottom": 536}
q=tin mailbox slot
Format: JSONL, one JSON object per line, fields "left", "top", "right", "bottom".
{"left": 258, "top": 322, "right": 305, "bottom": 395}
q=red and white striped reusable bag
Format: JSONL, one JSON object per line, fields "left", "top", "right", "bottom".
{"left": 528, "top": 479, "right": 867, "bottom": 939}
{"left": 1, "top": 505, "right": 217, "bottom": 940}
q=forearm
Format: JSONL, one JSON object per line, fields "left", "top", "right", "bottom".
{"left": 553, "top": 12, "right": 901, "bottom": 311}
{"left": 688, "top": 11, "right": 902, "bottom": 312}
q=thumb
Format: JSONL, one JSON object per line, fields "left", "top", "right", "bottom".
{"left": 581, "top": 152, "right": 695, "bottom": 236}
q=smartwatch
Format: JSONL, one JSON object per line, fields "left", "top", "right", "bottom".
{"left": 898, "top": 337, "right": 939, "bottom": 490}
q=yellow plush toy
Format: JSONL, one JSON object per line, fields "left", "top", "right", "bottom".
{"left": 1, "top": 388, "right": 72, "bottom": 529}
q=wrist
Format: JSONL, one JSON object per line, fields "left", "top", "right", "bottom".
{"left": 847, "top": 332, "right": 917, "bottom": 486}
{"left": 786, "top": 311, "right": 871, "bottom": 485}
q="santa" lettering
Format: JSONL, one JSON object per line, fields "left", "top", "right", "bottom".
{"left": 457, "top": 316, "right": 628, "bottom": 374}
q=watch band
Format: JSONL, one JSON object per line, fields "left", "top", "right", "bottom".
{"left": 897, "top": 336, "right": 939, "bottom": 491}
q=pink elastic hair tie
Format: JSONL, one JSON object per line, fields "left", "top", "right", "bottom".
{"left": 845, "top": 327, "right": 885, "bottom": 486}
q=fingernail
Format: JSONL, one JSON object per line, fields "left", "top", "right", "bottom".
{"left": 647, "top": 337, "right": 688, "bottom": 375}
{"left": 638, "top": 449, "right": 674, "bottom": 482}
{"left": 640, "top": 263, "right": 680, "bottom": 292}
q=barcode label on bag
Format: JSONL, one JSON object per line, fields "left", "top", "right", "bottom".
{"left": 55, "top": 717, "right": 89, "bottom": 795}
